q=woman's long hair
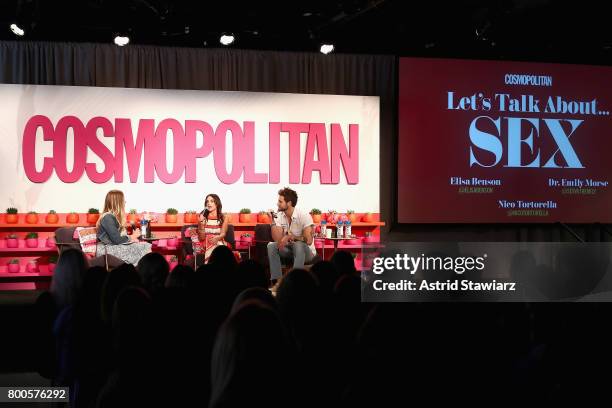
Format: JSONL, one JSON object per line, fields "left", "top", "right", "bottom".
{"left": 97, "top": 190, "right": 126, "bottom": 232}
{"left": 203, "top": 194, "right": 224, "bottom": 224}
{"left": 210, "top": 300, "right": 291, "bottom": 408}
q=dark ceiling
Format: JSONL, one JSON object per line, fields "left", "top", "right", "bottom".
{"left": 1, "top": 0, "right": 611, "bottom": 65}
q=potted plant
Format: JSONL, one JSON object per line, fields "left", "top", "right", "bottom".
{"left": 326, "top": 210, "right": 339, "bottom": 224}
{"left": 127, "top": 209, "right": 138, "bottom": 223}
{"left": 257, "top": 211, "right": 271, "bottom": 224}
{"left": 66, "top": 212, "right": 80, "bottom": 224}
{"left": 310, "top": 208, "right": 322, "bottom": 223}
{"left": 239, "top": 208, "right": 252, "bottom": 223}
{"left": 25, "top": 232, "right": 39, "bottom": 248}
{"left": 184, "top": 210, "right": 198, "bottom": 223}
{"left": 240, "top": 233, "right": 253, "bottom": 244}
{"left": 48, "top": 255, "right": 58, "bottom": 273}
{"left": 168, "top": 255, "right": 178, "bottom": 270}
{"left": 5, "top": 208, "right": 19, "bottom": 224}
{"left": 45, "top": 210, "right": 59, "bottom": 224}
{"left": 7, "top": 259, "right": 20, "bottom": 273}
{"left": 87, "top": 208, "right": 100, "bottom": 224}
{"left": 167, "top": 235, "right": 178, "bottom": 248}
{"left": 347, "top": 210, "right": 358, "bottom": 223}
{"left": 362, "top": 212, "right": 374, "bottom": 223}
{"left": 46, "top": 235, "right": 56, "bottom": 248}
{"left": 26, "top": 259, "right": 39, "bottom": 273}
{"left": 6, "top": 234, "right": 19, "bottom": 248}
{"left": 25, "top": 211, "right": 39, "bottom": 224}
{"left": 165, "top": 208, "right": 178, "bottom": 223}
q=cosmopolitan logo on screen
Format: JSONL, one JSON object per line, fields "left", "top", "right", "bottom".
{"left": 398, "top": 58, "right": 612, "bottom": 223}
{"left": 0, "top": 84, "right": 379, "bottom": 212}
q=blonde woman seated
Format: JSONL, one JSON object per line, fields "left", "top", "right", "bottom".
{"left": 96, "top": 190, "right": 151, "bottom": 266}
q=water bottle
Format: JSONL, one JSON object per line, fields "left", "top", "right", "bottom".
{"left": 141, "top": 219, "right": 148, "bottom": 239}
{"left": 336, "top": 221, "right": 344, "bottom": 238}
{"left": 345, "top": 220, "right": 352, "bottom": 238}
{"left": 321, "top": 220, "right": 327, "bottom": 237}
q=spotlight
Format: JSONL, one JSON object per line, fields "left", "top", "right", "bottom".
{"left": 114, "top": 35, "right": 130, "bottom": 47}
{"left": 219, "top": 33, "right": 235, "bottom": 46}
{"left": 10, "top": 23, "right": 25, "bottom": 36}
{"left": 320, "top": 44, "right": 334, "bottom": 54}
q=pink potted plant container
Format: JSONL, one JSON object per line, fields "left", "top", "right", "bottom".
{"left": 6, "top": 234, "right": 19, "bottom": 248}
{"left": 26, "top": 260, "right": 39, "bottom": 273}
{"left": 167, "top": 236, "right": 178, "bottom": 248}
{"left": 25, "top": 232, "right": 39, "bottom": 248}
{"left": 7, "top": 259, "right": 20, "bottom": 273}
{"left": 46, "top": 237, "right": 56, "bottom": 248}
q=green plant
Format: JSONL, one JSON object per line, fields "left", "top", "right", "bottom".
{"left": 310, "top": 208, "right": 321, "bottom": 215}
{"left": 186, "top": 210, "right": 197, "bottom": 214}
{"left": 6, "top": 208, "right": 18, "bottom": 214}
{"left": 346, "top": 210, "right": 355, "bottom": 214}
{"left": 88, "top": 208, "right": 99, "bottom": 214}
{"left": 239, "top": 208, "right": 251, "bottom": 214}
{"left": 258, "top": 210, "right": 268, "bottom": 215}
{"left": 48, "top": 210, "right": 56, "bottom": 214}
{"left": 8, "top": 259, "right": 19, "bottom": 264}
{"left": 27, "top": 211, "right": 38, "bottom": 214}
{"left": 25, "top": 232, "right": 38, "bottom": 239}
{"left": 169, "top": 255, "right": 178, "bottom": 262}
{"left": 129, "top": 209, "right": 137, "bottom": 214}
{"left": 49, "top": 255, "right": 58, "bottom": 264}
{"left": 7, "top": 234, "right": 18, "bottom": 239}
{"left": 69, "top": 211, "right": 77, "bottom": 214}
{"left": 166, "top": 208, "right": 178, "bottom": 215}
{"left": 241, "top": 233, "right": 252, "bottom": 238}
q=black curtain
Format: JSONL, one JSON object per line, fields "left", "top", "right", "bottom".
{"left": 1, "top": 40, "right": 608, "bottom": 242}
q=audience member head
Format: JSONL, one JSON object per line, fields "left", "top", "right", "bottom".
{"left": 79, "top": 266, "right": 108, "bottom": 313}
{"left": 112, "top": 286, "right": 153, "bottom": 359}
{"left": 331, "top": 250, "right": 357, "bottom": 276}
{"left": 208, "top": 245, "right": 238, "bottom": 272}
{"left": 210, "top": 300, "right": 290, "bottom": 407}
{"left": 231, "top": 287, "right": 277, "bottom": 314}
{"left": 50, "top": 248, "right": 88, "bottom": 309}
{"left": 101, "top": 263, "right": 141, "bottom": 324}
{"left": 165, "top": 264, "right": 195, "bottom": 289}
{"left": 310, "top": 260, "right": 340, "bottom": 295}
{"left": 136, "top": 252, "right": 169, "bottom": 296}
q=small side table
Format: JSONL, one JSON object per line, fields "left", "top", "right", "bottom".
{"left": 313, "top": 236, "right": 354, "bottom": 259}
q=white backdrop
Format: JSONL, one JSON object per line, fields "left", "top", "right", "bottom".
{"left": 0, "top": 84, "right": 379, "bottom": 213}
